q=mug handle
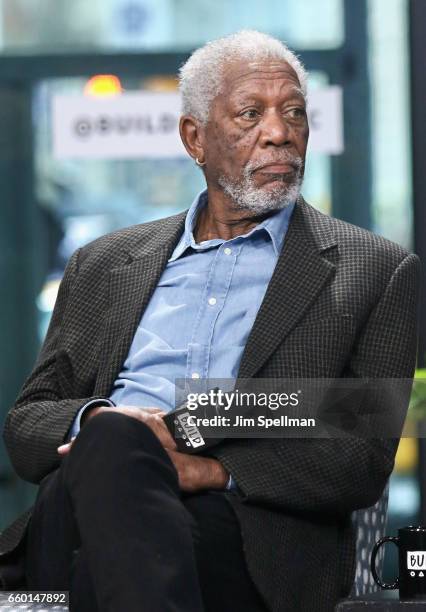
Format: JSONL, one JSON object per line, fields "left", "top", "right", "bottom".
{"left": 370, "top": 536, "right": 399, "bottom": 589}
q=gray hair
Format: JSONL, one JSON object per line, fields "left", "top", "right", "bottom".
{"left": 179, "top": 30, "right": 308, "bottom": 125}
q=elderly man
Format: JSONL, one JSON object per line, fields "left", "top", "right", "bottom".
{"left": 0, "top": 30, "right": 420, "bottom": 612}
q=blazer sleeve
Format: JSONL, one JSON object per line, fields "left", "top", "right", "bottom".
{"left": 209, "top": 252, "right": 421, "bottom": 519}
{"left": 3, "top": 249, "right": 110, "bottom": 484}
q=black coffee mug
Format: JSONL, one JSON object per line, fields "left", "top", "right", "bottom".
{"left": 371, "top": 526, "right": 426, "bottom": 599}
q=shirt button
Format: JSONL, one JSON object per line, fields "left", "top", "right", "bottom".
{"left": 191, "top": 372, "right": 200, "bottom": 379}
{"left": 208, "top": 297, "right": 217, "bottom": 306}
{"left": 224, "top": 247, "right": 232, "bottom": 255}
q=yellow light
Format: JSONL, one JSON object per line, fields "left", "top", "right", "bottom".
{"left": 84, "top": 75, "right": 123, "bottom": 97}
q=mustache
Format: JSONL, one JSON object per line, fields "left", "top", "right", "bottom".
{"left": 245, "top": 155, "right": 303, "bottom": 174}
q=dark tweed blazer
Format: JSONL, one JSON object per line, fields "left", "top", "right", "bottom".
{"left": 0, "top": 197, "right": 420, "bottom": 611}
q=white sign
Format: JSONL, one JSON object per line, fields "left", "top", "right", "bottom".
{"left": 407, "top": 551, "right": 426, "bottom": 571}
{"left": 52, "top": 88, "right": 344, "bottom": 160}
{"left": 307, "top": 86, "right": 344, "bottom": 155}
{"left": 52, "top": 92, "right": 186, "bottom": 160}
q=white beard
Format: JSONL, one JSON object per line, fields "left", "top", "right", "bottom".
{"left": 218, "top": 156, "right": 304, "bottom": 214}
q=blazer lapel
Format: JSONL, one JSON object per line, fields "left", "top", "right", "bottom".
{"left": 94, "top": 199, "right": 337, "bottom": 393}
{"left": 95, "top": 213, "right": 186, "bottom": 395}
{"left": 238, "top": 198, "right": 337, "bottom": 378}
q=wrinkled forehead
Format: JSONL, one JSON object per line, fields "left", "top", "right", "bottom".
{"left": 219, "top": 59, "right": 302, "bottom": 98}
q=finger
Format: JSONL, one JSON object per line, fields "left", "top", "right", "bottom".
{"left": 138, "top": 413, "right": 177, "bottom": 450}
{"left": 57, "top": 436, "right": 76, "bottom": 455}
{"left": 142, "top": 407, "right": 166, "bottom": 415}
{"left": 57, "top": 442, "right": 72, "bottom": 455}
{"left": 165, "top": 448, "right": 177, "bottom": 461}
{"left": 153, "top": 415, "right": 177, "bottom": 450}
{"left": 164, "top": 449, "right": 181, "bottom": 480}
{"left": 118, "top": 406, "right": 165, "bottom": 415}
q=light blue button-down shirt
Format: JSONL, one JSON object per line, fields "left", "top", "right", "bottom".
{"left": 109, "top": 190, "right": 294, "bottom": 410}
{"left": 70, "top": 190, "right": 295, "bottom": 445}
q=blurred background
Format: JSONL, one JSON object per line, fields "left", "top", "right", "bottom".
{"left": 0, "top": 0, "right": 425, "bottom": 581}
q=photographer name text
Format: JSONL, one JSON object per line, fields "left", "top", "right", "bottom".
{"left": 185, "top": 414, "right": 316, "bottom": 429}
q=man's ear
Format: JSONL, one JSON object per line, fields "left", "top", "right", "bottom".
{"left": 179, "top": 115, "right": 205, "bottom": 165}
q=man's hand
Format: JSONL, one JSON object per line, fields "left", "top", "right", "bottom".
{"left": 165, "top": 449, "right": 229, "bottom": 492}
{"left": 57, "top": 406, "right": 177, "bottom": 455}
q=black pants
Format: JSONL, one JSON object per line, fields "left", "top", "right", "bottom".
{"left": 25, "top": 412, "right": 267, "bottom": 612}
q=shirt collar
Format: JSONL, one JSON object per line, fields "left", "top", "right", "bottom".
{"left": 169, "top": 188, "right": 295, "bottom": 262}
